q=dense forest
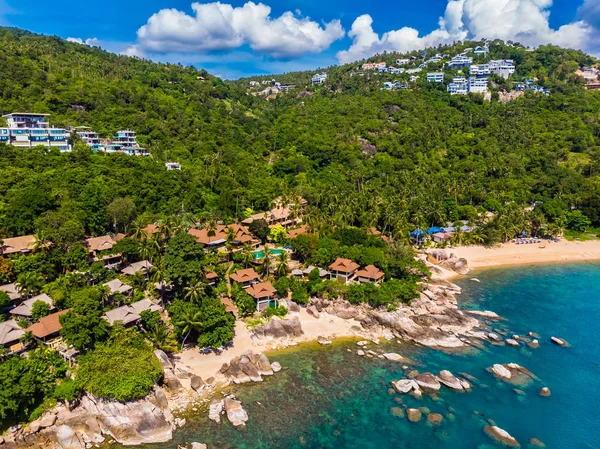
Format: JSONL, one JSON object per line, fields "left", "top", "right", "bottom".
{"left": 0, "top": 28, "right": 599, "bottom": 243}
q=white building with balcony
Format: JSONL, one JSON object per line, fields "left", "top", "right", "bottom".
{"left": 489, "top": 60, "right": 515, "bottom": 78}
{"left": 427, "top": 72, "right": 445, "bottom": 83}
{"left": 468, "top": 77, "right": 488, "bottom": 93}
{"left": 75, "top": 126, "right": 103, "bottom": 152}
{"left": 0, "top": 113, "right": 71, "bottom": 152}
{"left": 311, "top": 72, "right": 327, "bottom": 85}
{"left": 470, "top": 64, "right": 491, "bottom": 77}
{"left": 447, "top": 55, "right": 473, "bottom": 68}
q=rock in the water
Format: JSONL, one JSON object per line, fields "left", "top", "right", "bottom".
{"left": 190, "top": 375, "right": 205, "bottom": 392}
{"left": 382, "top": 353, "right": 405, "bottom": 362}
{"left": 415, "top": 373, "right": 441, "bottom": 392}
{"left": 271, "top": 362, "right": 281, "bottom": 372}
{"left": 191, "top": 443, "right": 208, "bottom": 449}
{"left": 357, "top": 341, "right": 369, "bottom": 346}
{"left": 506, "top": 338, "right": 519, "bottom": 347}
{"left": 224, "top": 398, "right": 248, "bottom": 427}
{"left": 407, "top": 409, "right": 422, "bottom": 423}
{"left": 357, "top": 350, "right": 365, "bottom": 356}
{"left": 208, "top": 399, "right": 224, "bottom": 423}
{"left": 392, "top": 379, "right": 418, "bottom": 394}
{"left": 412, "top": 389, "right": 423, "bottom": 399}
{"left": 528, "top": 339, "right": 539, "bottom": 348}
{"left": 436, "top": 370, "right": 464, "bottom": 391}
{"left": 470, "top": 278, "right": 481, "bottom": 283}
{"left": 317, "top": 336, "right": 332, "bottom": 346}
{"left": 529, "top": 437, "right": 545, "bottom": 447}
{"left": 427, "top": 413, "right": 443, "bottom": 425}
{"left": 488, "top": 332, "right": 501, "bottom": 341}
{"left": 466, "top": 310, "right": 501, "bottom": 319}
{"left": 551, "top": 336, "right": 567, "bottom": 346}
{"left": 539, "top": 387, "right": 551, "bottom": 397}
{"left": 484, "top": 425, "right": 520, "bottom": 447}
{"left": 491, "top": 364, "right": 512, "bottom": 380}
{"left": 390, "top": 407, "right": 405, "bottom": 418}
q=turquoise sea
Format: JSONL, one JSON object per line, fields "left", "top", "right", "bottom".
{"left": 136, "top": 263, "right": 600, "bottom": 449}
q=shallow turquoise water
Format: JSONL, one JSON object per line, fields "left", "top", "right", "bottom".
{"left": 135, "top": 263, "right": 600, "bottom": 449}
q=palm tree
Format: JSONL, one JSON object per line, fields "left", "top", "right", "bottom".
{"left": 156, "top": 219, "right": 174, "bottom": 241}
{"left": 176, "top": 310, "right": 203, "bottom": 348}
{"left": 147, "top": 323, "right": 177, "bottom": 353}
{"left": 206, "top": 219, "right": 217, "bottom": 245}
{"left": 225, "top": 226, "right": 237, "bottom": 261}
{"left": 33, "top": 230, "right": 49, "bottom": 253}
{"left": 98, "top": 285, "right": 111, "bottom": 309}
{"left": 184, "top": 281, "right": 206, "bottom": 303}
{"left": 130, "top": 219, "right": 147, "bottom": 241}
{"left": 15, "top": 273, "right": 44, "bottom": 299}
{"left": 259, "top": 246, "right": 273, "bottom": 279}
{"left": 241, "top": 243, "right": 254, "bottom": 268}
{"left": 150, "top": 264, "right": 167, "bottom": 307}
{"left": 274, "top": 251, "right": 290, "bottom": 278}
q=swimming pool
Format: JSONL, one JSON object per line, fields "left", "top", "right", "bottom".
{"left": 253, "top": 248, "right": 285, "bottom": 259}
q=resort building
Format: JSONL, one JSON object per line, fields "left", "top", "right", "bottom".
{"left": 242, "top": 197, "right": 307, "bottom": 228}
{"left": 473, "top": 45, "right": 488, "bottom": 56}
{"left": 103, "top": 278, "right": 133, "bottom": 296}
{"left": 468, "top": 77, "right": 489, "bottom": 94}
{"left": 287, "top": 225, "right": 308, "bottom": 239}
{"left": 0, "top": 235, "right": 36, "bottom": 255}
{"left": 311, "top": 73, "right": 327, "bottom": 85}
{"left": 121, "top": 260, "right": 153, "bottom": 276}
{"left": 489, "top": 60, "right": 515, "bottom": 78}
{"left": 26, "top": 309, "right": 70, "bottom": 342}
{"left": 0, "top": 113, "right": 71, "bottom": 152}
{"left": 427, "top": 72, "right": 445, "bottom": 83}
{"left": 10, "top": 293, "right": 55, "bottom": 319}
{"left": 0, "top": 319, "right": 25, "bottom": 351}
{"left": 85, "top": 235, "right": 122, "bottom": 269}
{"left": 246, "top": 282, "right": 278, "bottom": 312}
{"left": 396, "top": 59, "right": 410, "bottom": 66}
{"left": 432, "top": 232, "right": 454, "bottom": 243}
{"left": 103, "top": 299, "right": 161, "bottom": 326}
{"left": 105, "top": 130, "right": 149, "bottom": 156}
{"left": 515, "top": 83, "right": 550, "bottom": 95}
{"left": 356, "top": 265, "right": 385, "bottom": 284}
{"left": 166, "top": 162, "right": 181, "bottom": 170}
{"left": 447, "top": 80, "right": 468, "bottom": 95}
{"left": 205, "top": 270, "right": 219, "bottom": 286}
{"left": 329, "top": 258, "right": 360, "bottom": 284}
{"left": 469, "top": 64, "right": 491, "bottom": 77}
{"left": 188, "top": 224, "right": 259, "bottom": 251}
{"left": 74, "top": 126, "right": 102, "bottom": 152}
{"left": 230, "top": 268, "right": 260, "bottom": 288}
{"left": 362, "top": 62, "right": 387, "bottom": 70}
{"left": 447, "top": 55, "right": 473, "bottom": 69}
{"left": 0, "top": 283, "right": 20, "bottom": 303}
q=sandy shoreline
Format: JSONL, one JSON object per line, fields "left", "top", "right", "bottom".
{"left": 450, "top": 240, "right": 600, "bottom": 272}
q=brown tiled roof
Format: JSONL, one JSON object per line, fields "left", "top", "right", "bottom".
{"left": 246, "top": 282, "right": 276, "bottom": 299}
{"left": 85, "top": 235, "right": 115, "bottom": 253}
{"left": 113, "top": 233, "right": 127, "bottom": 241}
{"left": 220, "top": 297, "right": 238, "bottom": 314}
{"left": 143, "top": 224, "right": 160, "bottom": 235}
{"left": 230, "top": 268, "right": 259, "bottom": 283}
{"left": 288, "top": 225, "right": 308, "bottom": 239}
{"left": 26, "top": 309, "right": 70, "bottom": 339}
{"left": 356, "top": 265, "right": 384, "bottom": 281}
{"left": 205, "top": 270, "right": 219, "bottom": 280}
{"left": 188, "top": 224, "right": 256, "bottom": 246}
{"left": 1, "top": 235, "right": 36, "bottom": 255}
{"left": 329, "top": 258, "right": 360, "bottom": 273}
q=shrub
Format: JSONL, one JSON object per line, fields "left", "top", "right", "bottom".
{"left": 53, "top": 380, "right": 82, "bottom": 402}
{"left": 291, "top": 284, "right": 309, "bottom": 305}
{"left": 76, "top": 329, "right": 162, "bottom": 402}
{"left": 264, "top": 305, "right": 287, "bottom": 318}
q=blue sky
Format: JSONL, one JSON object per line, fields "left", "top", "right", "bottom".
{"left": 0, "top": 0, "right": 597, "bottom": 78}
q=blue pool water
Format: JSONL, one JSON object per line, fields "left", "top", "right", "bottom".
{"left": 253, "top": 248, "right": 285, "bottom": 259}
{"left": 130, "top": 263, "right": 600, "bottom": 449}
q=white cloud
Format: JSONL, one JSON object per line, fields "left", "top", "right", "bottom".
{"left": 121, "top": 45, "right": 146, "bottom": 58}
{"left": 136, "top": 1, "right": 345, "bottom": 58}
{"left": 67, "top": 37, "right": 102, "bottom": 46}
{"left": 337, "top": 0, "right": 599, "bottom": 64}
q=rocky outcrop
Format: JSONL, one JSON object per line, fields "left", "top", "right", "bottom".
{"left": 539, "top": 387, "right": 551, "bottom": 397}
{"left": 415, "top": 373, "right": 441, "bottom": 392}
{"left": 318, "top": 336, "right": 332, "bottom": 345}
{"left": 392, "top": 379, "right": 419, "bottom": 394}
{"left": 224, "top": 398, "right": 248, "bottom": 427}
{"left": 491, "top": 364, "right": 512, "bottom": 380}
{"left": 484, "top": 425, "right": 520, "bottom": 447}
{"left": 551, "top": 336, "right": 567, "bottom": 346}
{"left": 251, "top": 317, "right": 304, "bottom": 340}
{"left": 382, "top": 353, "right": 405, "bottom": 362}
{"left": 467, "top": 310, "right": 502, "bottom": 319}
{"left": 307, "top": 305, "right": 320, "bottom": 319}
{"left": 441, "top": 257, "right": 469, "bottom": 274}
{"left": 427, "top": 413, "right": 443, "bottom": 425}
{"left": 218, "top": 351, "right": 275, "bottom": 384}
{"left": 490, "top": 363, "right": 538, "bottom": 385}
{"left": 208, "top": 399, "right": 224, "bottom": 423}
{"left": 190, "top": 375, "right": 205, "bottom": 392}
{"left": 436, "top": 370, "right": 464, "bottom": 391}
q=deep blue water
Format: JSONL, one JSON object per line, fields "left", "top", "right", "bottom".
{"left": 134, "top": 263, "right": 600, "bottom": 449}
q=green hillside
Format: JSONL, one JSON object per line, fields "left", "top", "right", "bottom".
{"left": 0, "top": 28, "right": 600, "bottom": 240}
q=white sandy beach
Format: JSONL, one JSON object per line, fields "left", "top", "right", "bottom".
{"left": 176, "top": 309, "right": 368, "bottom": 381}
{"left": 450, "top": 239, "right": 600, "bottom": 270}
